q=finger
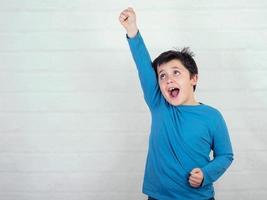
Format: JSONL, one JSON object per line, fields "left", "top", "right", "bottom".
{"left": 190, "top": 173, "right": 202, "bottom": 179}
{"left": 127, "top": 7, "right": 134, "bottom": 11}
{"left": 119, "top": 17, "right": 126, "bottom": 24}
{"left": 119, "top": 13, "right": 128, "bottom": 21}
{"left": 119, "top": 15, "right": 129, "bottom": 23}
{"left": 189, "top": 178, "right": 199, "bottom": 185}
{"left": 120, "top": 13, "right": 128, "bottom": 19}
{"left": 119, "top": 16, "right": 127, "bottom": 23}
{"left": 189, "top": 180, "right": 200, "bottom": 188}
{"left": 189, "top": 176, "right": 202, "bottom": 185}
{"left": 127, "top": 7, "right": 135, "bottom": 14}
{"left": 189, "top": 177, "right": 201, "bottom": 186}
{"left": 190, "top": 168, "right": 201, "bottom": 175}
{"left": 189, "top": 175, "right": 200, "bottom": 182}
{"left": 122, "top": 10, "right": 131, "bottom": 16}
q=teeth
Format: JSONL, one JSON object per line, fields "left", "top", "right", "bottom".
{"left": 168, "top": 87, "right": 175, "bottom": 91}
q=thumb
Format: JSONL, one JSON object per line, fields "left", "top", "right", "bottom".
{"left": 190, "top": 168, "right": 201, "bottom": 175}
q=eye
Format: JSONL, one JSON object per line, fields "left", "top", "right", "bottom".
{"left": 174, "top": 70, "right": 180, "bottom": 76}
{"left": 159, "top": 73, "right": 166, "bottom": 80}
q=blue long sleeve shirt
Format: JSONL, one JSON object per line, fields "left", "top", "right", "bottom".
{"left": 127, "top": 32, "right": 233, "bottom": 200}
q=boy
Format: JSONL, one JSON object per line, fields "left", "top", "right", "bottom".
{"left": 119, "top": 7, "right": 233, "bottom": 200}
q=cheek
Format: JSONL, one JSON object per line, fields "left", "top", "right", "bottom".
{"left": 159, "top": 83, "right": 164, "bottom": 91}
{"left": 179, "top": 78, "right": 190, "bottom": 86}
{"left": 159, "top": 82, "right": 166, "bottom": 93}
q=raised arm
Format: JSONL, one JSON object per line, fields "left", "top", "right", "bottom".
{"left": 119, "top": 7, "right": 161, "bottom": 110}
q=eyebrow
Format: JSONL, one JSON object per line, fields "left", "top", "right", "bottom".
{"left": 158, "top": 66, "right": 182, "bottom": 74}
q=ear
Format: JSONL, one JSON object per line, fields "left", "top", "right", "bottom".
{"left": 191, "top": 74, "right": 198, "bottom": 86}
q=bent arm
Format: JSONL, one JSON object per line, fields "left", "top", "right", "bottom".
{"left": 201, "top": 114, "right": 234, "bottom": 186}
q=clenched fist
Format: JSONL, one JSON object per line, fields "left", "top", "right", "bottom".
{"left": 119, "top": 7, "right": 138, "bottom": 38}
{"left": 188, "top": 168, "right": 204, "bottom": 188}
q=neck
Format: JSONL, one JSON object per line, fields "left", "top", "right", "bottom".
{"left": 183, "top": 93, "right": 199, "bottom": 105}
{"left": 183, "top": 100, "right": 200, "bottom": 105}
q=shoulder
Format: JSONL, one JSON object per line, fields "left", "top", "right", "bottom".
{"left": 200, "top": 104, "right": 226, "bottom": 124}
{"left": 202, "top": 104, "right": 221, "bottom": 115}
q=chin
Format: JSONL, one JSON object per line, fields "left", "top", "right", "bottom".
{"left": 165, "top": 97, "right": 182, "bottom": 106}
{"left": 169, "top": 101, "right": 182, "bottom": 106}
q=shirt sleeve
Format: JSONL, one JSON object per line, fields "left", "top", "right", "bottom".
{"left": 201, "top": 112, "right": 234, "bottom": 186}
{"left": 127, "top": 31, "right": 161, "bottom": 110}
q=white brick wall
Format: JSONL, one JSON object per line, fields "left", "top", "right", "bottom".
{"left": 0, "top": 0, "right": 266, "bottom": 199}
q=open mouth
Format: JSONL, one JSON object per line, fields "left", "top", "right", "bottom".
{"left": 168, "top": 87, "right": 180, "bottom": 98}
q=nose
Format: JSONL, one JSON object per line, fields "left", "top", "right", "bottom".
{"left": 166, "top": 77, "right": 173, "bottom": 84}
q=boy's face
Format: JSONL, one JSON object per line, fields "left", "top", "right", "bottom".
{"left": 157, "top": 59, "right": 198, "bottom": 106}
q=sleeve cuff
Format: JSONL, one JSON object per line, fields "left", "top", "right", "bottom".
{"left": 201, "top": 167, "right": 212, "bottom": 187}
{"left": 126, "top": 30, "right": 140, "bottom": 40}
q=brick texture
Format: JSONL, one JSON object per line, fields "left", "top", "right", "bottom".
{"left": 0, "top": 1, "right": 266, "bottom": 199}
